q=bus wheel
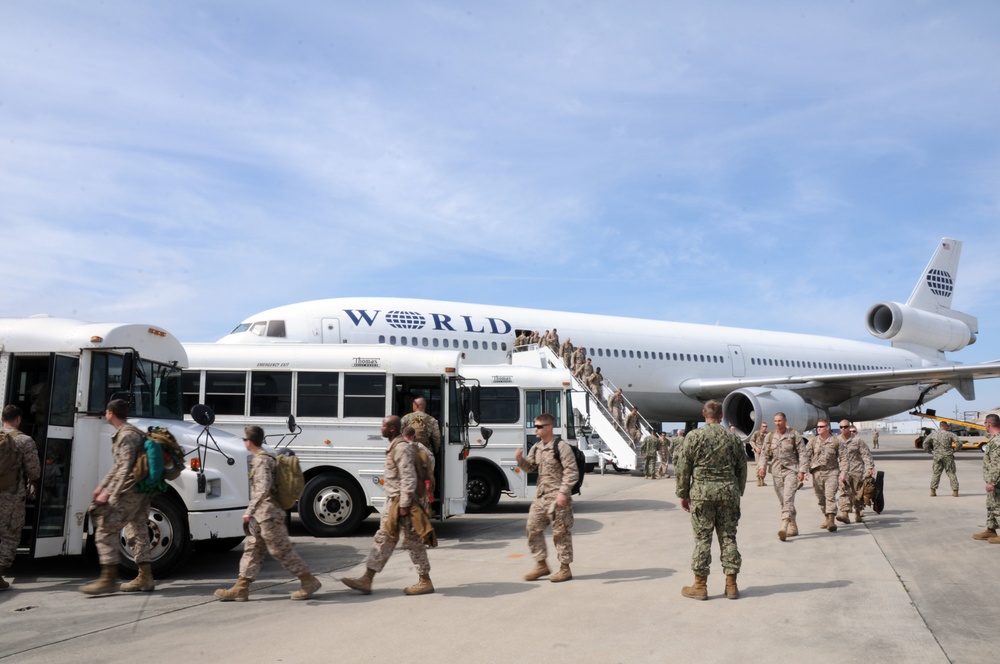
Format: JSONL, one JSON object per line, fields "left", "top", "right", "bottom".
{"left": 467, "top": 467, "right": 501, "bottom": 512}
{"left": 299, "top": 472, "right": 366, "bottom": 537}
{"left": 119, "top": 494, "right": 192, "bottom": 577}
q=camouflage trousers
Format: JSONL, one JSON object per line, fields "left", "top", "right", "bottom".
{"left": 366, "top": 509, "right": 430, "bottom": 576}
{"left": 526, "top": 495, "right": 574, "bottom": 565}
{"left": 91, "top": 491, "right": 152, "bottom": 565}
{"left": 838, "top": 473, "right": 865, "bottom": 514}
{"left": 657, "top": 455, "right": 669, "bottom": 477}
{"left": 689, "top": 499, "right": 741, "bottom": 576}
{"left": 239, "top": 517, "right": 310, "bottom": 579}
{"left": 812, "top": 469, "right": 839, "bottom": 515}
{"left": 987, "top": 489, "right": 1000, "bottom": 530}
{"left": 930, "top": 456, "right": 959, "bottom": 491}
{"left": 771, "top": 467, "right": 799, "bottom": 519}
{"left": 0, "top": 492, "right": 27, "bottom": 569}
{"left": 644, "top": 456, "right": 657, "bottom": 477}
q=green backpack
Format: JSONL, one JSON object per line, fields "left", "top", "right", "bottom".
{"left": 267, "top": 450, "right": 305, "bottom": 509}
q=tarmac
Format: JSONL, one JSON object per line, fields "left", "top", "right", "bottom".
{"left": 1, "top": 434, "right": 998, "bottom": 663}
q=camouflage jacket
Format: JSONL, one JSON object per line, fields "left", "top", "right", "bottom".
{"left": 384, "top": 435, "right": 420, "bottom": 509}
{"left": 640, "top": 434, "right": 660, "bottom": 457}
{"left": 983, "top": 433, "right": 1000, "bottom": 485}
{"left": 100, "top": 423, "right": 144, "bottom": 500}
{"left": 757, "top": 428, "right": 807, "bottom": 475}
{"left": 676, "top": 422, "right": 747, "bottom": 502}
{"left": 246, "top": 452, "right": 287, "bottom": 522}
{"left": 808, "top": 434, "right": 845, "bottom": 473}
{"left": 517, "top": 437, "right": 579, "bottom": 499}
{"left": 839, "top": 434, "right": 874, "bottom": 476}
{"left": 923, "top": 430, "right": 958, "bottom": 460}
{"left": 0, "top": 426, "right": 41, "bottom": 498}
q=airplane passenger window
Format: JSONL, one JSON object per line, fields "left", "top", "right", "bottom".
{"left": 463, "top": 340, "right": 469, "bottom": 349}
{"left": 390, "top": 335, "right": 397, "bottom": 344}
{"left": 613, "top": 350, "right": 619, "bottom": 357}
{"left": 401, "top": 337, "right": 408, "bottom": 346}
{"left": 492, "top": 342, "right": 498, "bottom": 350}
{"left": 422, "top": 338, "right": 429, "bottom": 347}
{"left": 473, "top": 341, "right": 479, "bottom": 349}
{"left": 501, "top": 343, "right": 507, "bottom": 351}
{"left": 379, "top": 335, "right": 385, "bottom": 343}
{"left": 598, "top": 349, "right": 603, "bottom": 357}
{"left": 411, "top": 337, "right": 417, "bottom": 346}
{"left": 628, "top": 351, "right": 634, "bottom": 358}
{"left": 433, "top": 338, "right": 439, "bottom": 347}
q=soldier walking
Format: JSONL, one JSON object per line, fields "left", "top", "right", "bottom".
{"left": 756, "top": 413, "right": 807, "bottom": 541}
{"left": 625, "top": 407, "right": 641, "bottom": 445}
{"left": 808, "top": 419, "right": 845, "bottom": 532}
{"left": 836, "top": 420, "right": 875, "bottom": 524}
{"left": 81, "top": 399, "right": 156, "bottom": 595}
{"left": 749, "top": 423, "right": 768, "bottom": 485}
{"left": 215, "top": 426, "right": 321, "bottom": 601}
{"left": 676, "top": 400, "right": 746, "bottom": 600}
{"left": 640, "top": 431, "right": 659, "bottom": 479}
{"left": 342, "top": 416, "right": 437, "bottom": 595}
{"left": 924, "top": 421, "right": 960, "bottom": 497}
{"left": 0, "top": 405, "right": 41, "bottom": 591}
{"left": 515, "top": 413, "right": 578, "bottom": 583}
{"left": 657, "top": 432, "right": 671, "bottom": 479}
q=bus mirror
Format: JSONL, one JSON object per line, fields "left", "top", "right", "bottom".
{"left": 120, "top": 351, "right": 136, "bottom": 393}
{"left": 287, "top": 414, "right": 296, "bottom": 433}
{"left": 190, "top": 404, "right": 216, "bottom": 427}
{"left": 480, "top": 427, "right": 493, "bottom": 444}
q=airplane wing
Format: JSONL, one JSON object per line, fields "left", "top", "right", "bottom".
{"left": 679, "top": 361, "right": 1000, "bottom": 404}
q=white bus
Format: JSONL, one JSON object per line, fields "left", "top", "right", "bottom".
{"left": 0, "top": 317, "right": 249, "bottom": 575}
{"left": 180, "top": 343, "right": 586, "bottom": 534}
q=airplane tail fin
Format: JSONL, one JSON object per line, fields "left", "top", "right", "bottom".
{"left": 906, "top": 238, "right": 962, "bottom": 314}
{"left": 865, "top": 238, "right": 977, "bottom": 354}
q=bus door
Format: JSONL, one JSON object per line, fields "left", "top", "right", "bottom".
{"left": 393, "top": 375, "right": 445, "bottom": 509}
{"left": 523, "top": 389, "right": 563, "bottom": 485}
{"left": 5, "top": 353, "right": 78, "bottom": 559}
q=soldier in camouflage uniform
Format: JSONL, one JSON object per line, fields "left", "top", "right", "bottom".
{"left": 974, "top": 414, "right": 1000, "bottom": 542}
{"left": 515, "top": 412, "right": 579, "bottom": 583}
{"left": 343, "top": 415, "right": 436, "bottom": 595}
{"left": 216, "top": 426, "right": 321, "bottom": 601}
{"left": 676, "top": 400, "right": 746, "bottom": 600}
{"left": 625, "top": 407, "right": 642, "bottom": 445}
{"left": 401, "top": 397, "right": 442, "bottom": 455}
{"left": 80, "top": 399, "right": 156, "bottom": 595}
{"left": 0, "top": 405, "right": 41, "bottom": 591}
{"left": 748, "top": 423, "right": 768, "bottom": 485}
{"left": 836, "top": 420, "right": 875, "bottom": 524}
{"left": 670, "top": 430, "right": 686, "bottom": 472}
{"left": 640, "top": 432, "right": 660, "bottom": 479}
{"left": 808, "top": 419, "right": 845, "bottom": 532}
{"left": 570, "top": 346, "right": 586, "bottom": 377}
{"left": 586, "top": 366, "right": 603, "bottom": 397}
{"left": 756, "top": 413, "right": 807, "bottom": 541}
{"left": 560, "top": 338, "right": 575, "bottom": 367}
{"left": 657, "top": 432, "right": 671, "bottom": 478}
{"left": 547, "top": 328, "right": 560, "bottom": 354}
{"left": 924, "top": 421, "right": 960, "bottom": 497}
{"left": 608, "top": 389, "right": 624, "bottom": 426}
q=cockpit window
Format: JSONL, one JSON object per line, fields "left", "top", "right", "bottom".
{"left": 267, "top": 320, "right": 286, "bottom": 338}
{"left": 230, "top": 323, "right": 251, "bottom": 334}
{"left": 249, "top": 321, "right": 267, "bottom": 336}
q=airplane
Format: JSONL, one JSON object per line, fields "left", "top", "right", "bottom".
{"left": 217, "top": 238, "right": 1000, "bottom": 435}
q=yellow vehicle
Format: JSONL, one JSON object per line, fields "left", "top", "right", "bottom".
{"left": 910, "top": 409, "right": 989, "bottom": 451}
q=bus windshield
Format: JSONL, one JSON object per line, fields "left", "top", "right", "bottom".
{"left": 87, "top": 352, "right": 185, "bottom": 419}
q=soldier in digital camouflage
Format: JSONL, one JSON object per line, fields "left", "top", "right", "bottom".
{"left": 974, "top": 413, "right": 1000, "bottom": 543}
{"left": 923, "top": 421, "right": 960, "bottom": 497}
{"left": 676, "top": 400, "right": 747, "bottom": 600}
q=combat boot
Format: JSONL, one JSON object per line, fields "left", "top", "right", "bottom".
{"left": 786, "top": 518, "right": 799, "bottom": 537}
{"left": 0, "top": 568, "right": 8, "bottom": 591}
{"left": 953, "top": 490, "right": 959, "bottom": 497}
{"left": 854, "top": 510, "right": 864, "bottom": 523}
{"left": 825, "top": 514, "right": 838, "bottom": 532}
{"left": 989, "top": 537, "right": 1000, "bottom": 545}
{"left": 836, "top": 511, "right": 851, "bottom": 524}
{"left": 681, "top": 575, "right": 708, "bottom": 601}
{"left": 778, "top": 519, "right": 788, "bottom": 541}
{"left": 120, "top": 562, "right": 155, "bottom": 593}
{"left": 550, "top": 564, "right": 572, "bottom": 583}
{"left": 80, "top": 565, "right": 119, "bottom": 596}
{"left": 930, "top": 488, "right": 936, "bottom": 497}
{"left": 524, "top": 560, "right": 551, "bottom": 581}
{"left": 973, "top": 528, "right": 997, "bottom": 541}
{"left": 403, "top": 575, "right": 435, "bottom": 595}
{"left": 214, "top": 577, "right": 252, "bottom": 602}
{"left": 341, "top": 568, "right": 376, "bottom": 594}
{"left": 291, "top": 572, "right": 322, "bottom": 600}
{"left": 756, "top": 477, "right": 764, "bottom": 487}
{"left": 725, "top": 573, "right": 739, "bottom": 600}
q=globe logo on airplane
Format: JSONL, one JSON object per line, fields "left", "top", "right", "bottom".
{"left": 926, "top": 269, "right": 953, "bottom": 297}
{"left": 385, "top": 310, "right": 427, "bottom": 330}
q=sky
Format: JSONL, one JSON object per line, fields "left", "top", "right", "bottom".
{"left": 3, "top": 1, "right": 1000, "bottom": 422}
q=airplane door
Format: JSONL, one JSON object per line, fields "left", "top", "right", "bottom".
{"left": 321, "top": 318, "right": 341, "bottom": 344}
{"left": 728, "top": 345, "right": 746, "bottom": 378}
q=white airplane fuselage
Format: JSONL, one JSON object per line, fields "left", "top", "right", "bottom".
{"left": 218, "top": 297, "right": 950, "bottom": 425}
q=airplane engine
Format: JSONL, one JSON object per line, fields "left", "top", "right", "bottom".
{"left": 722, "top": 387, "right": 824, "bottom": 435}
{"left": 865, "top": 302, "right": 976, "bottom": 352}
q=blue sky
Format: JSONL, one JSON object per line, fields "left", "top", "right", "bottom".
{"left": 3, "top": 2, "right": 1000, "bottom": 420}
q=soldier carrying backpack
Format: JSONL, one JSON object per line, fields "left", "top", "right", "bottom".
{"left": 401, "top": 397, "right": 442, "bottom": 454}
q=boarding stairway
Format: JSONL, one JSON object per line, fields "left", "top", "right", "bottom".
{"left": 512, "top": 345, "right": 656, "bottom": 471}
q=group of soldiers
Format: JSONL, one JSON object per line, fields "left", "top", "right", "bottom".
{"left": 514, "top": 329, "right": 607, "bottom": 398}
